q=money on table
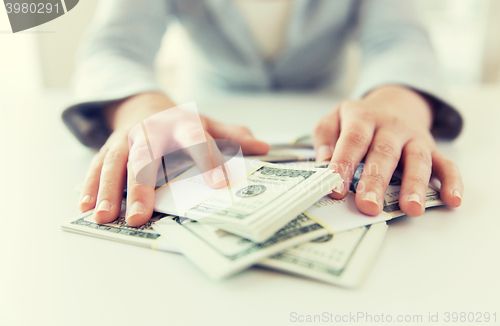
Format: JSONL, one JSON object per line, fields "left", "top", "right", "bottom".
{"left": 153, "top": 213, "right": 329, "bottom": 280}
{"left": 63, "top": 150, "right": 444, "bottom": 287}
{"left": 260, "top": 222, "right": 388, "bottom": 288}
{"left": 306, "top": 170, "right": 444, "bottom": 234}
{"left": 154, "top": 158, "right": 342, "bottom": 243}
{"left": 61, "top": 203, "right": 179, "bottom": 253}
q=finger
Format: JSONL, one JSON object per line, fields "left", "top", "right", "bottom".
{"left": 398, "top": 140, "right": 433, "bottom": 216}
{"left": 313, "top": 109, "right": 340, "bottom": 162}
{"left": 197, "top": 135, "right": 231, "bottom": 189}
{"left": 327, "top": 103, "right": 376, "bottom": 198}
{"left": 206, "top": 119, "right": 270, "bottom": 155}
{"left": 432, "top": 151, "right": 463, "bottom": 208}
{"left": 174, "top": 124, "right": 231, "bottom": 189}
{"left": 355, "top": 130, "right": 405, "bottom": 215}
{"left": 93, "top": 144, "right": 129, "bottom": 224}
{"left": 79, "top": 149, "right": 107, "bottom": 212}
{"left": 125, "top": 160, "right": 156, "bottom": 227}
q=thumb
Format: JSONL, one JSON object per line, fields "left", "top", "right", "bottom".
{"left": 207, "top": 119, "right": 270, "bottom": 155}
{"left": 173, "top": 123, "right": 231, "bottom": 189}
{"left": 234, "top": 132, "right": 270, "bottom": 155}
{"left": 313, "top": 109, "right": 340, "bottom": 162}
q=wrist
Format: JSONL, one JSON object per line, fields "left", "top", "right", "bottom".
{"left": 362, "top": 85, "right": 434, "bottom": 129}
{"left": 104, "top": 92, "right": 177, "bottom": 131}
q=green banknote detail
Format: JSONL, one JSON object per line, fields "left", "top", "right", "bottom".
{"left": 174, "top": 213, "right": 323, "bottom": 261}
{"left": 72, "top": 211, "right": 168, "bottom": 240}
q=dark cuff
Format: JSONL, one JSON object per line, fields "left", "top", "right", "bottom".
{"left": 62, "top": 101, "right": 113, "bottom": 149}
{"left": 417, "top": 90, "right": 463, "bottom": 140}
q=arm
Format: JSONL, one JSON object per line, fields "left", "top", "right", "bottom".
{"left": 352, "top": 0, "right": 462, "bottom": 139}
{"left": 314, "top": 0, "right": 463, "bottom": 217}
{"left": 69, "top": 0, "right": 269, "bottom": 226}
{"left": 63, "top": 0, "right": 173, "bottom": 148}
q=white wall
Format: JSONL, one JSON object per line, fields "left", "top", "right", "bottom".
{"left": 0, "top": 9, "right": 43, "bottom": 97}
{"left": 417, "top": 0, "right": 492, "bottom": 85}
{"left": 35, "top": 0, "right": 99, "bottom": 89}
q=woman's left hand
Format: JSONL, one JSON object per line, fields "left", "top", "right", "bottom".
{"left": 313, "top": 85, "right": 463, "bottom": 217}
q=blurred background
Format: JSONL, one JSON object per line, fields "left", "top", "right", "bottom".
{"left": 0, "top": 0, "right": 499, "bottom": 99}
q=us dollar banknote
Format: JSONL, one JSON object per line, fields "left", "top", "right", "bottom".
{"left": 61, "top": 202, "right": 179, "bottom": 253}
{"left": 152, "top": 212, "right": 329, "bottom": 280}
{"left": 260, "top": 222, "right": 388, "bottom": 288}
{"left": 305, "top": 182, "right": 444, "bottom": 235}
{"left": 155, "top": 160, "right": 342, "bottom": 243}
{"left": 277, "top": 161, "right": 445, "bottom": 233}
{"left": 348, "top": 161, "right": 444, "bottom": 217}
{"left": 382, "top": 172, "right": 443, "bottom": 217}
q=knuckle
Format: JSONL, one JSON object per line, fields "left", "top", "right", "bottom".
{"left": 183, "top": 128, "right": 207, "bottom": 145}
{"left": 128, "top": 178, "right": 152, "bottom": 195}
{"left": 226, "top": 125, "right": 252, "bottom": 140}
{"left": 229, "top": 125, "right": 251, "bottom": 136}
{"left": 407, "top": 148, "right": 432, "bottom": 165}
{"left": 104, "top": 149, "right": 127, "bottom": 164}
{"left": 127, "top": 178, "right": 143, "bottom": 191}
{"left": 314, "top": 121, "right": 334, "bottom": 137}
{"left": 372, "top": 141, "right": 400, "bottom": 161}
{"left": 335, "top": 157, "right": 354, "bottom": 167}
{"left": 333, "top": 158, "right": 356, "bottom": 178}
{"left": 387, "top": 115, "right": 404, "bottom": 128}
{"left": 99, "top": 179, "right": 119, "bottom": 192}
{"left": 313, "top": 123, "right": 325, "bottom": 136}
{"left": 235, "top": 125, "right": 251, "bottom": 134}
{"left": 84, "top": 175, "right": 100, "bottom": 188}
{"left": 359, "top": 109, "right": 377, "bottom": 122}
{"left": 365, "top": 172, "right": 388, "bottom": 190}
{"left": 344, "top": 128, "right": 370, "bottom": 148}
{"left": 407, "top": 175, "right": 428, "bottom": 189}
{"left": 129, "top": 146, "right": 153, "bottom": 163}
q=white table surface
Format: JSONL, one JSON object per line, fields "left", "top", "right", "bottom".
{"left": 0, "top": 86, "right": 499, "bottom": 326}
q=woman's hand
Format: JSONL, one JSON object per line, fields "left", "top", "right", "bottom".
{"left": 78, "top": 92, "right": 270, "bottom": 226}
{"left": 313, "top": 85, "right": 463, "bottom": 217}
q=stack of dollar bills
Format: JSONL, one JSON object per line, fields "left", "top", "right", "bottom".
{"left": 62, "top": 149, "right": 444, "bottom": 288}
{"left": 154, "top": 160, "right": 343, "bottom": 243}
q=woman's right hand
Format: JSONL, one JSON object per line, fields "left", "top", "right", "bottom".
{"left": 78, "top": 92, "right": 270, "bottom": 226}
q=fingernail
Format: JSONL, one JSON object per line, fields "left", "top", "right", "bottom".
{"left": 212, "top": 167, "right": 226, "bottom": 184}
{"left": 96, "top": 200, "right": 111, "bottom": 212}
{"left": 127, "top": 201, "right": 145, "bottom": 217}
{"left": 317, "top": 145, "right": 333, "bottom": 162}
{"left": 407, "top": 193, "right": 422, "bottom": 206}
{"left": 362, "top": 191, "right": 379, "bottom": 207}
{"left": 333, "top": 182, "right": 344, "bottom": 195}
{"left": 452, "top": 189, "right": 462, "bottom": 203}
{"left": 80, "top": 195, "right": 91, "bottom": 204}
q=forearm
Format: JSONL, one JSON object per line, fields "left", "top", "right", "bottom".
{"left": 104, "top": 92, "right": 177, "bottom": 132}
